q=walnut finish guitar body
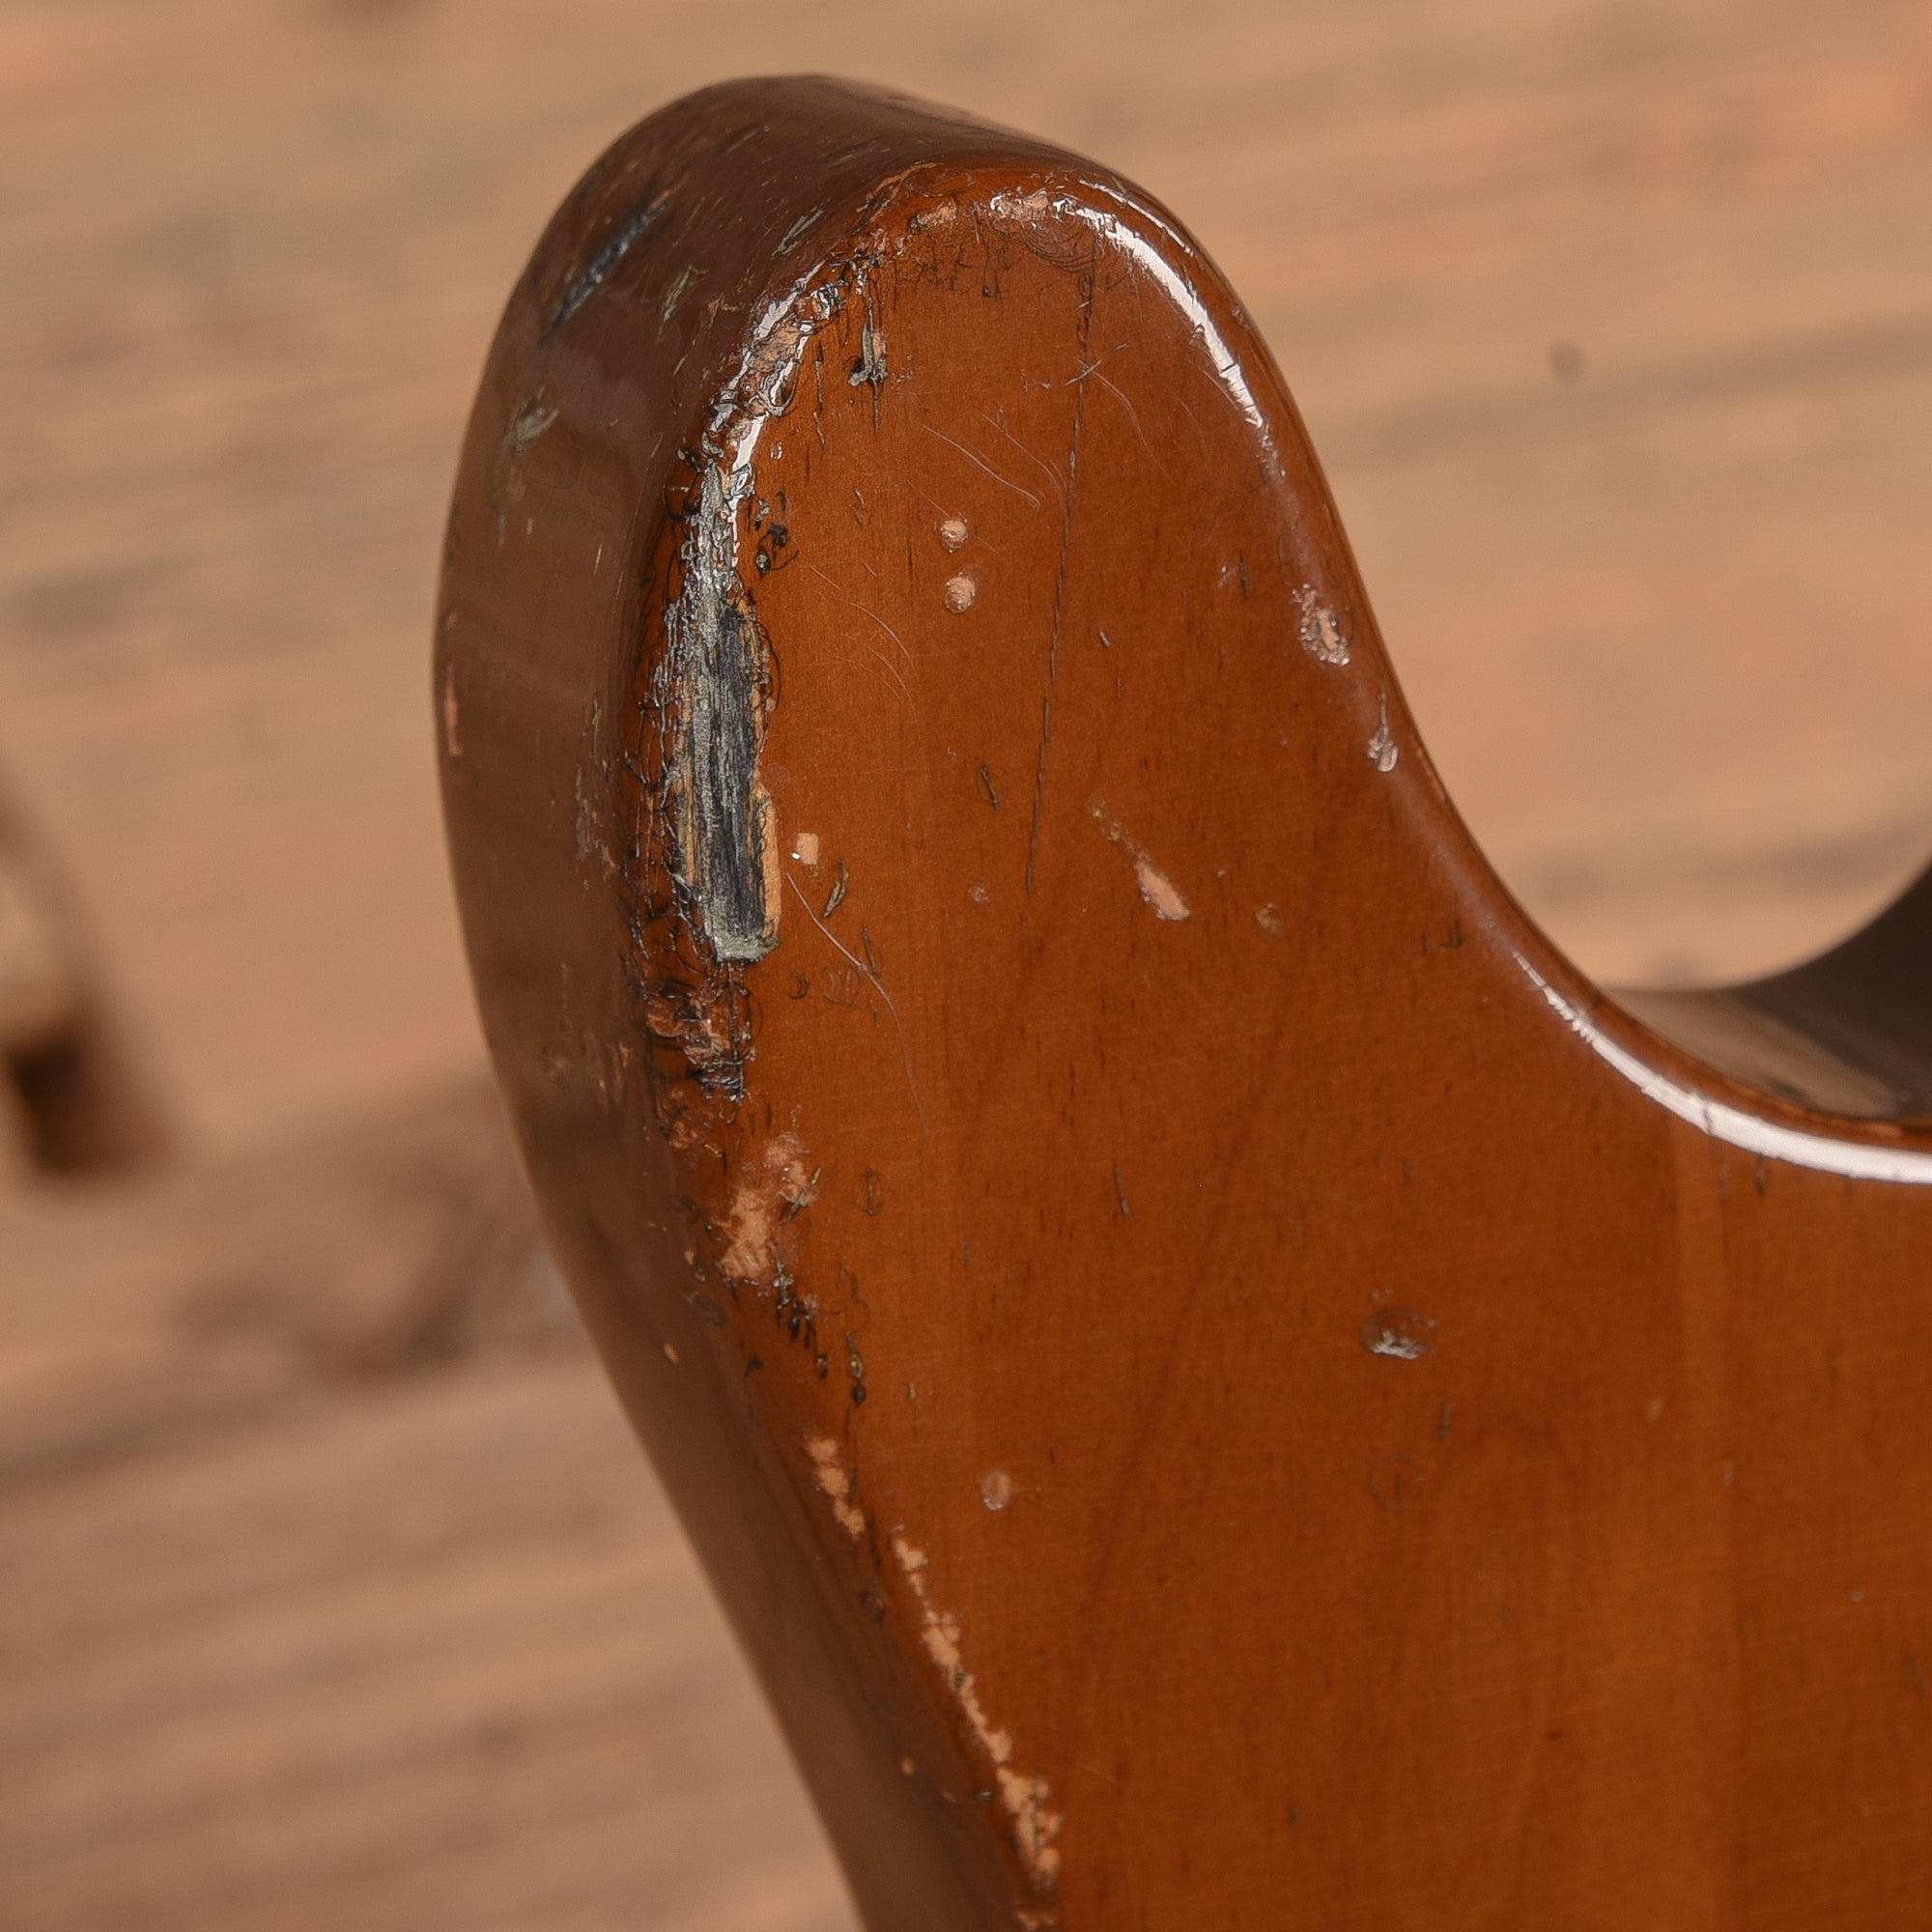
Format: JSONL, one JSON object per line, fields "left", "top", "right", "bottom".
{"left": 437, "top": 77, "right": 1932, "bottom": 1931}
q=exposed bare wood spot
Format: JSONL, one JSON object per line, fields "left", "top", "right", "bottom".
{"left": 807, "top": 1435, "right": 866, "bottom": 1541}
{"left": 1088, "top": 800, "right": 1190, "bottom": 922}
{"left": 891, "top": 1530, "right": 1062, "bottom": 1886}
{"left": 719, "top": 1132, "right": 818, "bottom": 1283}
{"left": 791, "top": 831, "right": 821, "bottom": 867}
{"left": 998, "top": 1769, "right": 1061, "bottom": 1886}
{"left": 1295, "top": 585, "right": 1350, "bottom": 666}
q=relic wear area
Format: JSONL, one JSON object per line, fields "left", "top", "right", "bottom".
{"left": 438, "top": 78, "right": 1932, "bottom": 1932}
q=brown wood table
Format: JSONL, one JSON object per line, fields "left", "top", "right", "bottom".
{"left": 5, "top": 3, "right": 1931, "bottom": 1926}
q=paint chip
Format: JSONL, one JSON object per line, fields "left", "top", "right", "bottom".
{"left": 1255, "top": 903, "right": 1283, "bottom": 937}
{"left": 938, "top": 515, "right": 969, "bottom": 551}
{"left": 792, "top": 831, "right": 821, "bottom": 867}
{"left": 1088, "top": 800, "right": 1190, "bottom": 921}
{"left": 891, "top": 1531, "right": 1061, "bottom": 1884}
{"left": 1360, "top": 1307, "right": 1435, "bottom": 1361}
{"left": 719, "top": 1133, "right": 819, "bottom": 1283}
{"left": 808, "top": 1436, "right": 867, "bottom": 1541}
{"left": 849, "top": 315, "right": 888, "bottom": 388}
{"left": 979, "top": 1470, "right": 1013, "bottom": 1512}
{"left": 944, "top": 573, "right": 977, "bottom": 612}
{"left": 1295, "top": 585, "right": 1350, "bottom": 666}
{"left": 1133, "top": 861, "right": 1187, "bottom": 921}
{"left": 1368, "top": 695, "right": 1399, "bottom": 773}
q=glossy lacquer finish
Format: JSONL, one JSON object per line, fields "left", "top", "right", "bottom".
{"left": 437, "top": 78, "right": 1932, "bottom": 1931}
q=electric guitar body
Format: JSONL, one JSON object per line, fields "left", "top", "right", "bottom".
{"left": 437, "top": 77, "right": 1932, "bottom": 1931}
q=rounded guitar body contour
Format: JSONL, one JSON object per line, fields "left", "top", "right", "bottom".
{"left": 437, "top": 77, "right": 1932, "bottom": 1932}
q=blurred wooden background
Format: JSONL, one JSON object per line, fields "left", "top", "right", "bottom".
{"left": 3, "top": 1, "right": 1930, "bottom": 1925}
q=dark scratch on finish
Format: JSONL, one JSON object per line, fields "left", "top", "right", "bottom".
{"left": 545, "top": 189, "right": 670, "bottom": 339}
{"left": 1026, "top": 696, "right": 1052, "bottom": 895}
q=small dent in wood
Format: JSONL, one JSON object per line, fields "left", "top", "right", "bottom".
{"left": 1360, "top": 1307, "right": 1435, "bottom": 1362}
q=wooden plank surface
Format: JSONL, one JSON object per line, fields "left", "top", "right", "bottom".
{"left": 3, "top": 2, "right": 1930, "bottom": 1924}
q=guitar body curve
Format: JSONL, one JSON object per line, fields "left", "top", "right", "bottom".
{"left": 437, "top": 77, "right": 1932, "bottom": 1930}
